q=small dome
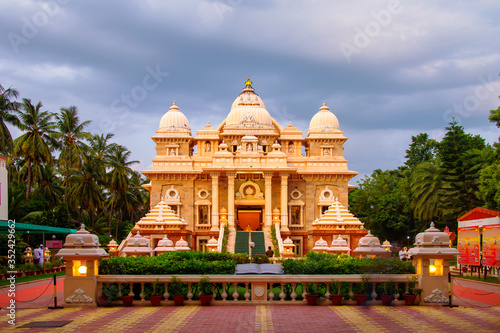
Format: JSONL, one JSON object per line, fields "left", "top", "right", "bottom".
{"left": 224, "top": 79, "right": 274, "bottom": 127}
{"left": 175, "top": 236, "right": 191, "bottom": 251}
{"left": 154, "top": 235, "right": 176, "bottom": 254}
{"left": 308, "top": 102, "right": 340, "bottom": 133}
{"left": 312, "top": 237, "right": 329, "bottom": 252}
{"left": 158, "top": 102, "right": 191, "bottom": 132}
{"left": 208, "top": 237, "right": 218, "bottom": 245}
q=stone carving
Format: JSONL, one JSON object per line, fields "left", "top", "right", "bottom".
{"left": 424, "top": 289, "right": 448, "bottom": 303}
{"left": 431, "top": 236, "right": 442, "bottom": 244}
{"left": 74, "top": 237, "right": 84, "bottom": 245}
{"left": 66, "top": 288, "right": 93, "bottom": 303}
{"left": 254, "top": 286, "right": 265, "bottom": 297}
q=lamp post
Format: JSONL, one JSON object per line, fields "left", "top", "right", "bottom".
{"left": 407, "top": 235, "right": 410, "bottom": 247}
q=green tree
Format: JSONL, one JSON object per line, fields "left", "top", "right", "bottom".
{"left": 12, "top": 99, "right": 56, "bottom": 199}
{"left": 349, "top": 168, "right": 415, "bottom": 244}
{"left": 479, "top": 162, "right": 500, "bottom": 210}
{"left": 410, "top": 157, "right": 447, "bottom": 223}
{"left": 106, "top": 146, "right": 138, "bottom": 236}
{"left": 438, "top": 120, "right": 485, "bottom": 216}
{"left": 0, "top": 84, "right": 21, "bottom": 155}
{"left": 68, "top": 158, "right": 104, "bottom": 232}
{"left": 53, "top": 106, "right": 92, "bottom": 202}
{"left": 404, "top": 133, "right": 439, "bottom": 168}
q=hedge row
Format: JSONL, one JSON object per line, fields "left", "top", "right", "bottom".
{"left": 281, "top": 252, "right": 415, "bottom": 275}
{"left": 98, "top": 252, "right": 251, "bottom": 275}
{"left": 98, "top": 251, "right": 415, "bottom": 275}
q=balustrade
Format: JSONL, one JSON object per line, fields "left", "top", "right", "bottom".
{"left": 96, "top": 274, "right": 416, "bottom": 305}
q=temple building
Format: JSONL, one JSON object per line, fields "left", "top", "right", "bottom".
{"left": 118, "top": 79, "right": 367, "bottom": 256}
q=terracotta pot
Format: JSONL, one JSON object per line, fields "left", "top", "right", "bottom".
{"left": 98, "top": 296, "right": 110, "bottom": 307}
{"left": 330, "top": 294, "right": 342, "bottom": 306}
{"left": 16, "top": 272, "right": 23, "bottom": 278}
{"left": 199, "top": 294, "right": 213, "bottom": 306}
{"left": 149, "top": 295, "right": 162, "bottom": 306}
{"left": 61, "top": 266, "right": 67, "bottom": 272}
{"left": 305, "top": 294, "right": 319, "bottom": 306}
{"left": 403, "top": 294, "right": 417, "bottom": 306}
{"left": 172, "top": 295, "right": 185, "bottom": 306}
{"left": 354, "top": 294, "right": 368, "bottom": 305}
{"left": 381, "top": 294, "right": 394, "bottom": 306}
{"left": 121, "top": 295, "right": 134, "bottom": 306}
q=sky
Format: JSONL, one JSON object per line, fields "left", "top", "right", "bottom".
{"left": 1, "top": 0, "right": 499, "bottom": 183}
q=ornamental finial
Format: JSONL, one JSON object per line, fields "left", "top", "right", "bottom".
{"left": 245, "top": 77, "right": 252, "bottom": 86}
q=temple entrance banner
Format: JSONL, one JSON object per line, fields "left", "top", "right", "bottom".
{"left": 237, "top": 210, "right": 261, "bottom": 230}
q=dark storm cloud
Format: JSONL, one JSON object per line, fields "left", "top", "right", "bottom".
{"left": 1, "top": 0, "right": 499, "bottom": 181}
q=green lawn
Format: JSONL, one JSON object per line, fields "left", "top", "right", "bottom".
{"left": 0, "top": 271, "right": 66, "bottom": 287}
{"left": 452, "top": 274, "right": 500, "bottom": 285}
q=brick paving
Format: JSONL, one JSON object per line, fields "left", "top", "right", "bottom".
{"left": 1, "top": 277, "right": 500, "bottom": 332}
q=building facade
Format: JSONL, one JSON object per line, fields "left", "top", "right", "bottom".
{"left": 121, "top": 79, "right": 366, "bottom": 256}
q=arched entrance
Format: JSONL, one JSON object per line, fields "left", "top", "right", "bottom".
{"left": 236, "top": 207, "right": 262, "bottom": 231}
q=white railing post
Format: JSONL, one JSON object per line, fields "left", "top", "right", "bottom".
{"left": 217, "top": 223, "right": 225, "bottom": 252}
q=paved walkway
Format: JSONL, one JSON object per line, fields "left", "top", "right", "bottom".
{"left": 1, "top": 276, "right": 499, "bottom": 332}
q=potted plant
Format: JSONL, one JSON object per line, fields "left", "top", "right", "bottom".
{"left": 198, "top": 275, "right": 213, "bottom": 306}
{"left": 120, "top": 283, "right": 134, "bottom": 306}
{"left": 305, "top": 282, "right": 319, "bottom": 305}
{"left": 380, "top": 280, "right": 397, "bottom": 306}
{"left": 353, "top": 275, "right": 370, "bottom": 305}
{"left": 146, "top": 278, "right": 165, "bottom": 306}
{"left": 168, "top": 276, "right": 186, "bottom": 306}
{"left": 403, "top": 277, "right": 422, "bottom": 306}
{"left": 329, "top": 280, "right": 343, "bottom": 306}
{"left": 99, "top": 283, "right": 119, "bottom": 307}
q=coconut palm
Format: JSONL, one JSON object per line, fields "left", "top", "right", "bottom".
{"left": 12, "top": 99, "right": 56, "bottom": 199}
{"left": 88, "top": 133, "right": 117, "bottom": 172}
{"left": 68, "top": 158, "right": 104, "bottom": 232}
{"left": 53, "top": 106, "right": 92, "bottom": 201}
{"left": 410, "top": 157, "right": 447, "bottom": 222}
{"left": 0, "top": 84, "right": 21, "bottom": 155}
{"left": 106, "top": 145, "right": 138, "bottom": 236}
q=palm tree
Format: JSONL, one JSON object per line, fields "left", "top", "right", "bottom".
{"left": 410, "top": 157, "right": 447, "bottom": 222}
{"left": 36, "top": 164, "right": 64, "bottom": 208}
{"left": 0, "top": 84, "right": 21, "bottom": 155}
{"left": 68, "top": 158, "right": 104, "bottom": 232}
{"left": 88, "top": 133, "right": 117, "bottom": 171}
{"left": 107, "top": 146, "right": 138, "bottom": 236}
{"left": 12, "top": 99, "right": 56, "bottom": 199}
{"left": 53, "top": 106, "right": 92, "bottom": 201}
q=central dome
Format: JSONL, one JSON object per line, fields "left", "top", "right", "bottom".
{"left": 224, "top": 78, "right": 274, "bottom": 127}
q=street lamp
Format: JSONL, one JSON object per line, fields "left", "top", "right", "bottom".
{"left": 407, "top": 236, "right": 410, "bottom": 247}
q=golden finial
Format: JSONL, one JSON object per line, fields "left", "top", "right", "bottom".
{"left": 323, "top": 101, "right": 326, "bottom": 106}
{"left": 245, "top": 77, "right": 252, "bottom": 86}
{"left": 173, "top": 100, "right": 176, "bottom": 105}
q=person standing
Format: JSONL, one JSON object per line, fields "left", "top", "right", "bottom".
{"left": 265, "top": 246, "right": 274, "bottom": 258}
{"left": 399, "top": 247, "right": 408, "bottom": 261}
{"left": 34, "top": 244, "right": 44, "bottom": 265}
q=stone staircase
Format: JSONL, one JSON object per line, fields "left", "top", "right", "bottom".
{"left": 234, "top": 231, "right": 266, "bottom": 255}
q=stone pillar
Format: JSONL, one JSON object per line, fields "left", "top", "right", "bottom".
{"left": 280, "top": 173, "right": 289, "bottom": 231}
{"left": 227, "top": 173, "right": 236, "bottom": 230}
{"left": 211, "top": 173, "right": 220, "bottom": 231}
{"left": 264, "top": 173, "right": 273, "bottom": 229}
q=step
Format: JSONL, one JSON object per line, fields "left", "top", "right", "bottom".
{"left": 234, "top": 231, "right": 250, "bottom": 254}
{"left": 251, "top": 231, "right": 266, "bottom": 256}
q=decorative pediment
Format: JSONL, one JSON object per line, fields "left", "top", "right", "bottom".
{"left": 235, "top": 180, "right": 264, "bottom": 200}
